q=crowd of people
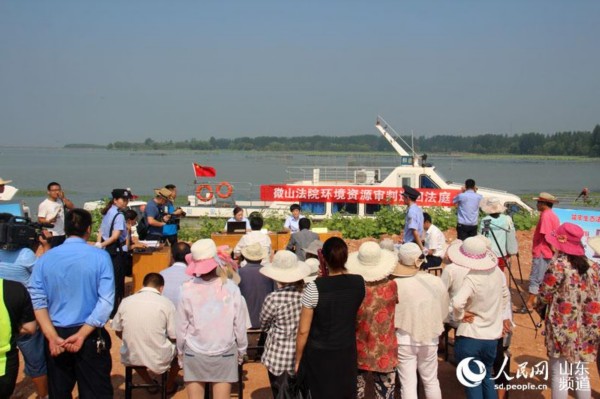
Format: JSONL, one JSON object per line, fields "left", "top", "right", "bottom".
{"left": 0, "top": 179, "right": 599, "bottom": 399}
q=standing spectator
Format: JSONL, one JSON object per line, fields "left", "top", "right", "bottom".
{"left": 112, "top": 273, "right": 180, "bottom": 394}
{"left": 162, "top": 184, "right": 186, "bottom": 245}
{"left": 422, "top": 212, "right": 447, "bottom": 269}
{"left": 238, "top": 243, "right": 274, "bottom": 329}
{"left": 160, "top": 241, "right": 192, "bottom": 306}
{"left": 99, "top": 188, "right": 132, "bottom": 317}
{"left": 0, "top": 278, "right": 37, "bottom": 398}
{"left": 295, "top": 237, "right": 365, "bottom": 399}
{"left": 28, "top": 209, "right": 114, "bottom": 398}
{"left": 538, "top": 223, "right": 600, "bottom": 399}
{"left": 223, "top": 206, "right": 251, "bottom": 232}
{"left": 479, "top": 197, "right": 518, "bottom": 271}
{"left": 284, "top": 203, "right": 305, "bottom": 233}
{"left": 144, "top": 188, "right": 173, "bottom": 242}
{"left": 37, "top": 181, "right": 75, "bottom": 247}
{"left": 401, "top": 185, "right": 424, "bottom": 251}
{"left": 286, "top": 218, "right": 319, "bottom": 261}
{"left": 522, "top": 192, "right": 560, "bottom": 313}
{"left": 392, "top": 243, "right": 449, "bottom": 399}
{"left": 0, "top": 177, "right": 14, "bottom": 201}
{"left": 452, "top": 179, "right": 482, "bottom": 240}
{"left": 0, "top": 213, "right": 49, "bottom": 398}
{"left": 450, "top": 237, "right": 510, "bottom": 399}
{"left": 233, "top": 215, "right": 271, "bottom": 262}
{"left": 177, "top": 239, "right": 248, "bottom": 399}
{"left": 346, "top": 241, "right": 398, "bottom": 399}
{"left": 259, "top": 250, "right": 311, "bottom": 398}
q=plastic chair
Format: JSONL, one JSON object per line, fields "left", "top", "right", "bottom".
{"left": 125, "top": 366, "right": 168, "bottom": 399}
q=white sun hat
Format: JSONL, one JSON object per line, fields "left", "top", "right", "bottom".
{"left": 346, "top": 241, "right": 397, "bottom": 282}
{"left": 260, "top": 250, "right": 311, "bottom": 283}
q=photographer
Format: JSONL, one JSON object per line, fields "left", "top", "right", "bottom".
{"left": 162, "top": 184, "right": 186, "bottom": 245}
{"left": 0, "top": 213, "right": 49, "bottom": 398}
{"left": 143, "top": 188, "right": 173, "bottom": 242}
{"left": 37, "top": 181, "right": 75, "bottom": 248}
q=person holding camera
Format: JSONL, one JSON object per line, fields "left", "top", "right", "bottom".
{"left": 0, "top": 213, "right": 49, "bottom": 398}
{"left": 143, "top": 187, "right": 173, "bottom": 242}
{"left": 162, "top": 184, "right": 186, "bottom": 245}
{"left": 28, "top": 209, "right": 115, "bottom": 399}
{"left": 37, "top": 181, "right": 75, "bottom": 248}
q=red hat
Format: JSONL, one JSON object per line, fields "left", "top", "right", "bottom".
{"left": 547, "top": 223, "right": 585, "bottom": 256}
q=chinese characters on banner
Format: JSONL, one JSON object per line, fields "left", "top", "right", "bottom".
{"left": 260, "top": 185, "right": 460, "bottom": 207}
{"left": 553, "top": 208, "right": 600, "bottom": 258}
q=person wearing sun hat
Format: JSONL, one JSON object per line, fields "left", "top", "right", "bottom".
{"left": 450, "top": 236, "right": 510, "bottom": 399}
{"left": 238, "top": 243, "right": 274, "bottom": 329}
{"left": 258, "top": 250, "right": 311, "bottom": 398}
{"left": 478, "top": 197, "right": 518, "bottom": 271}
{"left": 391, "top": 242, "right": 449, "bottom": 399}
{"left": 346, "top": 241, "right": 398, "bottom": 398}
{"left": 538, "top": 223, "right": 600, "bottom": 399}
{"left": 522, "top": 192, "right": 560, "bottom": 313}
{"left": 143, "top": 187, "right": 173, "bottom": 242}
{"left": 176, "top": 239, "right": 248, "bottom": 398}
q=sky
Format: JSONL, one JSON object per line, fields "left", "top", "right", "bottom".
{"left": 1, "top": 0, "right": 599, "bottom": 147}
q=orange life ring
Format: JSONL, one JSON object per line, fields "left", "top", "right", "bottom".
{"left": 195, "top": 184, "right": 214, "bottom": 202}
{"left": 216, "top": 181, "right": 234, "bottom": 199}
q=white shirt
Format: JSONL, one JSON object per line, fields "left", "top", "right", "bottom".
{"left": 159, "top": 262, "right": 192, "bottom": 306}
{"left": 112, "top": 287, "right": 177, "bottom": 374}
{"left": 234, "top": 231, "right": 272, "bottom": 260}
{"left": 441, "top": 262, "right": 471, "bottom": 325}
{"left": 424, "top": 224, "right": 446, "bottom": 258}
{"left": 38, "top": 198, "right": 65, "bottom": 236}
{"left": 452, "top": 267, "right": 510, "bottom": 340}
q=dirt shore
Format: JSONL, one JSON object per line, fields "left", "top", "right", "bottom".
{"left": 11, "top": 229, "right": 600, "bottom": 398}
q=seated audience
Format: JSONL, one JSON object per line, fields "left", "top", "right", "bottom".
{"left": 286, "top": 218, "right": 319, "bottom": 261}
{"left": 160, "top": 242, "right": 192, "bottom": 306}
{"left": 238, "top": 243, "right": 275, "bottom": 329}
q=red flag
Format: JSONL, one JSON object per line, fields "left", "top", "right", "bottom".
{"left": 193, "top": 163, "right": 216, "bottom": 178}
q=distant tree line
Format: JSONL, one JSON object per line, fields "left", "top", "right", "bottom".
{"left": 102, "top": 125, "right": 600, "bottom": 157}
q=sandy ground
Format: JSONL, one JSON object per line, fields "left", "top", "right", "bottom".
{"left": 11, "top": 229, "right": 600, "bottom": 398}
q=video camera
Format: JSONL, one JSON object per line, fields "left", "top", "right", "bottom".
{"left": 0, "top": 216, "right": 52, "bottom": 250}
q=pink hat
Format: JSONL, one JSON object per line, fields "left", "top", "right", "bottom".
{"left": 185, "top": 239, "right": 220, "bottom": 276}
{"left": 546, "top": 223, "right": 585, "bottom": 256}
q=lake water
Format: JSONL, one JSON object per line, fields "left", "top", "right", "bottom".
{"left": 1, "top": 147, "right": 599, "bottom": 209}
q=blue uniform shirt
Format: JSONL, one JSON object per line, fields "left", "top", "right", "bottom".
{"left": 28, "top": 237, "right": 115, "bottom": 328}
{"left": 284, "top": 215, "right": 305, "bottom": 233}
{"left": 453, "top": 190, "right": 483, "bottom": 226}
{"left": 0, "top": 247, "right": 37, "bottom": 285}
{"left": 404, "top": 203, "right": 424, "bottom": 244}
{"left": 100, "top": 205, "right": 127, "bottom": 243}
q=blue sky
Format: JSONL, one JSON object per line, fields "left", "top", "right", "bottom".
{"left": 1, "top": 0, "right": 598, "bottom": 146}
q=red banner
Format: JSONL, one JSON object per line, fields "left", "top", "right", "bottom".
{"left": 260, "top": 185, "right": 460, "bottom": 206}
{"left": 193, "top": 163, "right": 216, "bottom": 178}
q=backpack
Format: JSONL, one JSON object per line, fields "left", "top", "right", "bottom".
{"left": 137, "top": 216, "right": 149, "bottom": 240}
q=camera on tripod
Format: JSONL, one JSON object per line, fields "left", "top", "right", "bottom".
{"left": 481, "top": 219, "right": 492, "bottom": 234}
{"left": 0, "top": 215, "right": 51, "bottom": 250}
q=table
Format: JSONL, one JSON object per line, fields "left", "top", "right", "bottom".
{"left": 131, "top": 247, "right": 171, "bottom": 293}
{"left": 211, "top": 231, "right": 342, "bottom": 252}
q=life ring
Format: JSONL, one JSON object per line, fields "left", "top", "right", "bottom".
{"left": 216, "top": 181, "right": 234, "bottom": 199}
{"left": 195, "top": 184, "right": 214, "bottom": 202}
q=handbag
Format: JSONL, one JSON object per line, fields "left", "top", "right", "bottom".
{"left": 276, "top": 372, "right": 311, "bottom": 399}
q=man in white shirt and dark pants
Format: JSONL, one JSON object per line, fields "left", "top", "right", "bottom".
{"left": 421, "top": 212, "right": 446, "bottom": 269}
{"left": 37, "top": 181, "right": 74, "bottom": 247}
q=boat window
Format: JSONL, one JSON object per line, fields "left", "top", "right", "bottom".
{"left": 419, "top": 174, "right": 439, "bottom": 189}
{"left": 365, "top": 203, "right": 384, "bottom": 215}
{"left": 399, "top": 177, "right": 412, "bottom": 187}
{"left": 332, "top": 202, "right": 358, "bottom": 215}
{"left": 300, "top": 202, "right": 326, "bottom": 215}
{"left": 505, "top": 202, "right": 522, "bottom": 217}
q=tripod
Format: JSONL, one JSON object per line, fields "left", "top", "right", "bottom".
{"left": 482, "top": 219, "right": 540, "bottom": 332}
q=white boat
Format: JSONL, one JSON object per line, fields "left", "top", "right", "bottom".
{"left": 181, "top": 116, "right": 532, "bottom": 219}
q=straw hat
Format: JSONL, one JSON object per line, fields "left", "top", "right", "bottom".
{"left": 0, "top": 177, "right": 12, "bottom": 185}
{"left": 185, "top": 239, "right": 220, "bottom": 276}
{"left": 304, "top": 258, "right": 320, "bottom": 282}
{"left": 532, "top": 192, "right": 559, "bottom": 204}
{"left": 391, "top": 242, "right": 422, "bottom": 277}
{"left": 347, "top": 241, "right": 397, "bottom": 282}
{"left": 546, "top": 223, "right": 585, "bottom": 256}
{"left": 480, "top": 197, "right": 506, "bottom": 214}
{"left": 446, "top": 236, "right": 497, "bottom": 271}
{"left": 260, "top": 250, "right": 311, "bottom": 283}
{"left": 241, "top": 242, "right": 268, "bottom": 262}
{"left": 154, "top": 187, "right": 173, "bottom": 200}
{"left": 303, "top": 240, "right": 323, "bottom": 257}
{"left": 588, "top": 236, "right": 600, "bottom": 256}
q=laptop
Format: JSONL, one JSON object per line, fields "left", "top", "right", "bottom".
{"left": 227, "top": 221, "right": 247, "bottom": 234}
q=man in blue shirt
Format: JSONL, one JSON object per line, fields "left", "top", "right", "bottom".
{"left": 402, "top": 185, "right": 425, "bottom": 252}
{"left": 283, "top": 203, "right": 305, "bottom": 233}
{"left": 28, "top": 209, "right": 115, "bottom": 398}
{"left": 144, "top": 187, "right": 172, "bottom": 241}
{"left": 452, "top": 179, "right": 483, "bottom": 241}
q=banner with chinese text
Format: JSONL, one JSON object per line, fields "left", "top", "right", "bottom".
{"left": 260, "top": 185, "right": 460, "bottom": 206}
{"left": 553, "top": 208, "right": 600, "bottom": 259}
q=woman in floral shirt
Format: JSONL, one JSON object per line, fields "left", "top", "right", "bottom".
{"left": 346, "top": 241, "right": 398, "bottom": 399}
{"left": 539, "top": 223, "right": 600, "bottom": 399}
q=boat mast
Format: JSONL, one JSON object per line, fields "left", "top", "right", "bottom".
{"left": 375, "top": 116, "right": 419, "bottom": 166}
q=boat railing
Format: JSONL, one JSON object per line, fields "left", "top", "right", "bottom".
{"left": 285, "top": 166, "right": 397, "bottom": 184}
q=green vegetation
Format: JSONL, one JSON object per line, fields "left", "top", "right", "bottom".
{"left": 104, "top": 125, "right": 600, "bottom": 157}
{"left": 64, "top": 144, "right": 106, "bottom": 149}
